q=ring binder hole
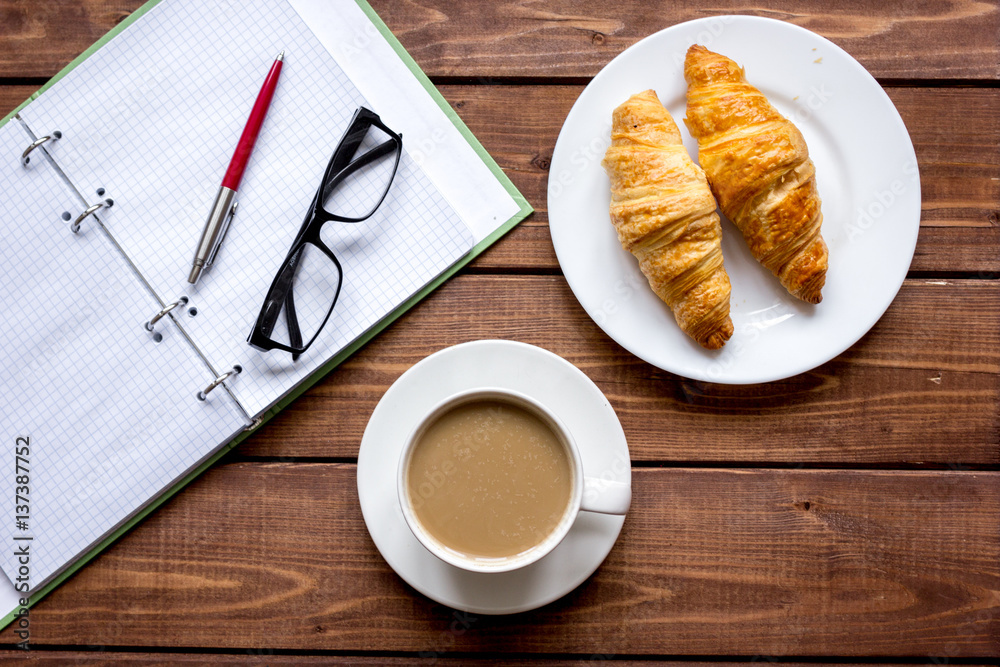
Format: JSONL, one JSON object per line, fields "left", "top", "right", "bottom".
{"left": 23, "top": 156, "right": 29, "bottom": 165}
{"left": 152, "top": 332, "right": 163, "bottom": 343}
{"left": 187, "top": 307, "right": 198, "bottom": 317}
{"left": 233, "top": 365, "right": 243, "bottom": 374}
{"left": 96, "top": 188, "right": 105, "bottom": 196}
{"left": 196, "top": 391, "right": 207, "bottom": 401}
{"left": 104, "top": 198, "right": 114, "bottom": 208}
{"left": 53, "top": 131, "right": 62, "bottom": 139}
{"left": 61, "top": 211, "right": 71, "bottom": 221}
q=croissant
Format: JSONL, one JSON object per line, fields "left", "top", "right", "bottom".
{"left": 602, "top": 90, "right": 733, "bottom": 350}
{"left": 684, "top": 45, "right": 828, "bottom": 304}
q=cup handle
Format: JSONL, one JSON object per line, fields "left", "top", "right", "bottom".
{"left": 580, "top": 477, "right": 631, "bottom": 515}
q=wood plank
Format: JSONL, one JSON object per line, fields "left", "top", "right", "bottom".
{"left": 0, "top": 657, "right": 979, "bottom": 667}
{"left": 8, "top": 464, "right": 998, "bottom": 656}
{"left": 237, "top": 276, "right": 1000, "bottom": 464}
{"left": 2, "top": 84, "right": 998, "bottom": 274}
{"left": 369, "top": 0, "right": 1000, "bottom": 80}
{"left": 441, "top": 85, "right": 1000, "bottom": 273}
{"left": 472, "top": 222, "right": 1000, "bottom": 276}
{"left": 0, "top": 1, "right": 997, "bottom": 80}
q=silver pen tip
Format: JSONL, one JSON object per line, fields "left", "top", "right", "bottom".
{"left": 276, "top": 50, "right": 285, "bottom": 62}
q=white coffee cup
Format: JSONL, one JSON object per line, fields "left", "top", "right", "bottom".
{"left": 397, "top": 387, "right": 631, "bottom": 573}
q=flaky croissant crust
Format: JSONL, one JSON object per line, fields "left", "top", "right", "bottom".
{"left": 602, "top": 89, "right": 733, "bottom": 349}
{"left": 684, "top": 45, "right": 828, "bottom": 304}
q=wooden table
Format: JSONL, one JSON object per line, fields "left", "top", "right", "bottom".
{"left": 2, "top": 1, "right": 998, "bottom": 662}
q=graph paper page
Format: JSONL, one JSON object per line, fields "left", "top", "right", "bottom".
{"left": 0, "top": 121, "right": 249, "bottom": 589}
{"left": 19, "top": 0, "right": 475, "bottom": 417}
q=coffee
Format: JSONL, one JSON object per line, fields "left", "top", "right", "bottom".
{"left": 405, "top": 398, "right": 573, "bottom": 559}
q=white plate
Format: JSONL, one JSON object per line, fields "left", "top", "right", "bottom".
{"left": 356, "top": 340, "right": 630, "bottom": 614}
{"left": 548, "top": 16, "right": 920, "bottom": 383}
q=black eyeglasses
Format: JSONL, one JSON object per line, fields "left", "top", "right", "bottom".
{"left": 247, "top": 107, "right": 402, "bottom": 358}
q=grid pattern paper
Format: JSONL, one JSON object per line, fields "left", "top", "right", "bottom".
{"left": 0, "top": 121, "right": 248, "bottom": 588}
{"left": 19, "top": 0, "right": 475, "bottom": 417}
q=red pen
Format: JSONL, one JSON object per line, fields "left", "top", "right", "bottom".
{"left": 188, "top": 51, "right": 284, "bottom": 284}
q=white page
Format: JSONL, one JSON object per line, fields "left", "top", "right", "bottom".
{"left": 19, "top": 0, "right": 475, "bottom": 417}
{"left": 0, "top": 121, "right": 248, "bottom": 588}
{"left": 0, "top": 576, "right": 22, "bottom": 633}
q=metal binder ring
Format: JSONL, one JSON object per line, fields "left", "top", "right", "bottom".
{"left": 70, "top": 199, "right": 113, "bottom": 233}
{"left": 144, "top": 296, "right": 189, "bottom": 332}
{"left": 21, "top": 131, "right": 62, "bottom": 167}
{"left": 197, "top": 365, "right": 242, "bottom": 401}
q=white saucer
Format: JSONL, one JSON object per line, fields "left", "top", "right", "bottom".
{"left": 356, "top": 340, "right": 631, "bottom": 614}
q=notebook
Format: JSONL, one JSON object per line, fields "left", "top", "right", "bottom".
{"left": 0, "top": 0, "right": 530, "bottom": 627}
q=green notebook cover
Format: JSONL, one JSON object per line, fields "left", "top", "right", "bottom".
{"left": 0, "top": 0, "right": 531, "bottom": 630}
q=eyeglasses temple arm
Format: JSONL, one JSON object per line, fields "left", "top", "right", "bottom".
{"left": 275, "top": 248, "right": 306, "bottom": 358}
{"left": 258, "top": 245, "right": 302, "bottom": 338}
{"left": 284, "top": 285, "right": 304, "bottom": 361}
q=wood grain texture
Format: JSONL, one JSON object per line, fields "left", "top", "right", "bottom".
{"left": 0, "top": 659, "right": 984, "bottom": 667}
{"left": 0, "top": 0, "right": 138, "bottom": 79}
{"left": 1, "top": 1, "right": 997, "bottom": 80}
{"left": 367, "top": 0, "right": 1000, "bottom": 80}
{"left": 2, "top": 84, "right": 997, "bottom": 275}
{"left": 5, "top": 464, "right": 997, "bottom": 656}
{"left": 235, "top": 276, "right": 1000, "bottom": 464}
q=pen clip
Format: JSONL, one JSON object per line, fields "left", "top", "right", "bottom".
{"left": 206, "top": 200, "right": 238, "bottom": 269}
